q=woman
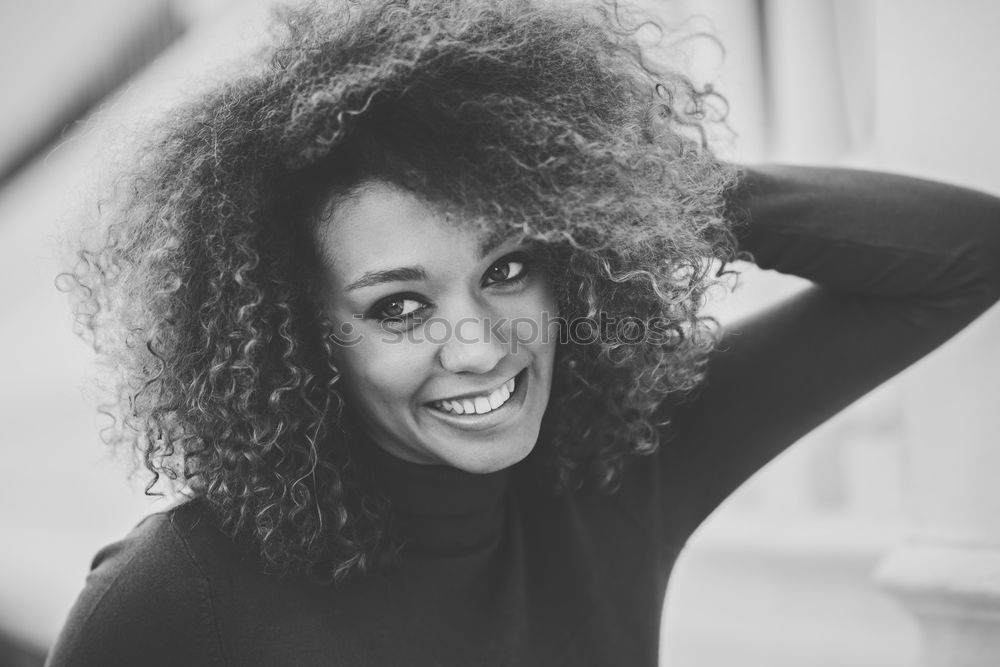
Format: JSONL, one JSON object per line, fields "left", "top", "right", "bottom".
{"left": 47, "top": 0, "right": 1000, "bottom": 665}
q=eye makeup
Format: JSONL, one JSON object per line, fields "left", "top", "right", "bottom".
{"left": 361, "top": 250, "right": 537, "bottom": 328}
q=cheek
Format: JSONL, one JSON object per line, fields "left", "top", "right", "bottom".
{"left": 334, "top": 337, "right": 428, "bottom": 413}
{"left": 507, "top": 282, "right": 559, "bottom": 354}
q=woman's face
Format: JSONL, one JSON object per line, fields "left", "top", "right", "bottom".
{"left": 313, "top": 181, "right": 558, "bottom": 473}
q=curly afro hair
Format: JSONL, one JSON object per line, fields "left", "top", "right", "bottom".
{"left": 66, "top": 0, "right": 739, "bottom": 581}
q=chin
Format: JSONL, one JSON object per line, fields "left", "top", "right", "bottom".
{"left": 440, "top": 437, "right": 537, "bottom": 474}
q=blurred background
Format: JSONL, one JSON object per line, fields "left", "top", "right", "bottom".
{"left": 1, "top": 1, "right": 998, "bottom": 665}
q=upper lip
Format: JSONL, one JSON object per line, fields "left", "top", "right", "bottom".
{"left": 429, "top": 372, "right": 519, "bottom": 403}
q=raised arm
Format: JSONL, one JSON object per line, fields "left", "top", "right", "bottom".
{"left": 662, "top": 165, "right": 1000, "bottom": 533}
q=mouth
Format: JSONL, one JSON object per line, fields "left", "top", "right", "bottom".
{"left": 430, "top": 372, "right": 519, "bottom": 415}
{"left": 424, "top": 369, "right": 528, "bottom": 428}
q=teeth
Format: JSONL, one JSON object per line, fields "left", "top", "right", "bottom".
{"left": 434, "top": 374, "right": 519, "bottom": 416}
{"left": 489, "top": 383, "right": 511, "bottom": 409}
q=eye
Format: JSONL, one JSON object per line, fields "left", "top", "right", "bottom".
{"left": 483, "top": 253, "right": 530, "bottom": 287}
{"left": 368, "top": 295, "right": 427, "bottom": 322}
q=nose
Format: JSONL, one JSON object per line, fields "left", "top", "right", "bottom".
{"left": 437, "top": 316, "right": 507, "bottom": 375}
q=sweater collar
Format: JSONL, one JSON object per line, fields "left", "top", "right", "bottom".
{"left": 362, "top": 440, "right": 511, "bottom": 554}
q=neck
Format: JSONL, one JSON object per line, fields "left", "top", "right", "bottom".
{"left": 361, "top": 438, "right": 511, "bottom": 554}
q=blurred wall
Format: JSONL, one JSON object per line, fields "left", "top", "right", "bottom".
{"left": 0, "top": 0, "right": 184, "bottom": 181}
{"left": 661, "top": 1, "right": 1000, "bottom": 666}
{"left": 0, "top": 0, "right": 264, "bottom": 654}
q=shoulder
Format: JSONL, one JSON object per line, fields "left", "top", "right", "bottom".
{"left": 46, "top": 500, "right": 229, "bottom": 667}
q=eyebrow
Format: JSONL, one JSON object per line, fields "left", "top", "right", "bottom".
{"left": 343, "top": 234, "right": 515, "bottom": 292}
{"left": 345, "top": 266, "right": 428, "bottom": 292}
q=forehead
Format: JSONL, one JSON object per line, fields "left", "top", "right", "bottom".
{"left": 314, "top": 181, "right": 510, "bottom": 282}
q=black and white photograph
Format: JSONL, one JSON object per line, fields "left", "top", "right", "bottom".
{"left": 2, "top": 1, "right": 999, "bottom": 665}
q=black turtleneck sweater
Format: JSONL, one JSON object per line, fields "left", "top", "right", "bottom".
{"left": 45, "top": 167, "right": 1000, "bottom": 667}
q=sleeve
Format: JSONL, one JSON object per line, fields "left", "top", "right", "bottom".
{"left": 44, "top": 513, "right": 226, "bottom": 667}
{"left": 659, "top": 164, "right": 1000, "bottom": 537}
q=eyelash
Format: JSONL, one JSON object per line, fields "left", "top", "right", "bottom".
{"left": 366, "top": 253, "right": 533, "bottom": 324}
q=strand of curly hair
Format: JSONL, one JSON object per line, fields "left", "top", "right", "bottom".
{"left": 65, "top": 0, "right": 740, "bottom": 582}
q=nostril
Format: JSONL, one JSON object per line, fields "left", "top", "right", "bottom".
{"left": 437, "top": 335, "right": 506, "bottom": 375}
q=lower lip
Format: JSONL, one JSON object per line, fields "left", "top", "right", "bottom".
{"left": 424, "top": 369, "right": 529, "bottom": 431}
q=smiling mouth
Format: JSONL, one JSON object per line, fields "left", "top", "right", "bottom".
{"left": 430, "top": 372, "right": 521, "bottom": 416}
